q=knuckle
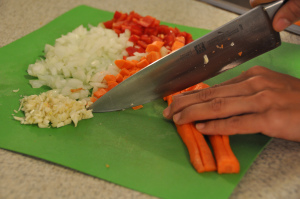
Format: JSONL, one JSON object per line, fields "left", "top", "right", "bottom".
{"left": 196, "top": 88, "right": 214, "bottom": 102}
{"left": 244, "top": 66, "right": 266, "bottom": 77}
{"left": 210, "top": 98, "right": 225, "bottom": 112}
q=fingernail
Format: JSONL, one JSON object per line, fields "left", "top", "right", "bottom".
{"left": 163, "top": 107, "right": 170, "bottom": 118}
{"left": 196, "top": 123, "right": 205, "bottom": 130}
{"left": 173, "top": 113, "right": 181, "bottom": 123}
{"left": 274, "top": 18, "right": 291, "bottom": 32}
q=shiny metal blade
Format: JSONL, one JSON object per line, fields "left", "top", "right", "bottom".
{"left": 89, "top": 3, "right": 281, "bottom": 112}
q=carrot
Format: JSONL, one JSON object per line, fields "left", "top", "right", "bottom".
{"left": 176, "top": 123, "right": 206, "bottom": 173}
{"left": 93, "top": 88, "right": 107, "bottom": 98}
{"left": 132, "top": 105, "right": 144, "bottom": 110}
{"left": 107, "top": 81, "right": 118, "bottom": 91}
{"left": 145, "top": 41, "right": 164, "bottom": 52}
{"left": 70, "top": 88, "right": 83, "bottom": 92}
{"left": 166, "top": 88, "right": 216, "bottom": 173}
{"left": 120, "top": 68, "right": 130, "bottom": 77}
{"left": 295, "top": 21, "right": 300, "bottom": 26}
{"left": 104, "top": 74, "right": 116, "bottom": 82}
{"left": 171, "top": 40, "right": 185, "bottom": 51}
{"left": 136, "top": 59, "right": 149, "bottom": 69}
{"left": 238, "top": 51, "right": 243, "bottom": 56}
{"left": 90, "top": 96, "right": 98, "bottom": 103}
{"left": 190, "top": 125, "right": 217, "bottom": 172}
{"left": 115, "top": 73, "right": 123, "bottom": 83}
{"left": 146, "top": 51, "right": 161, "bottom": 63}
{"left": 115, "top": 59, "right": 136, "bottom": 69}
{"left": 175, "top": 36, "right": 185, "bottom": 44}
{"left": 208, "top": 135, "right": 240, "bottom": 174}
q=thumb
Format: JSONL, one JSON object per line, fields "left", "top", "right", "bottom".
{"left": 273, "top": 0, "right": 300, "bottom": 32}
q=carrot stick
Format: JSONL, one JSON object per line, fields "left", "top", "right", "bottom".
{"left": 166, "top": 90, "right": 216, "bottom": 173}
{"left": 208, "top": 135, "right": 240, "bottom": 174}
{"left": 176, "top": 123, "right": 206, "bottom": 173}
{"left": 190, "top": 125, "right": 217, "bottom": 172}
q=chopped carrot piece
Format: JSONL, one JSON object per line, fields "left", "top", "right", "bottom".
{"left": 145, "top": 41, "right": 164, "bottom": 52}
{"left": 238, "top": 51, "right": 243, "bottom": 56}
{"left": 115, "top": 73, "right": 123, "bottom": 83}
{"left": 115, "top": 59, "right": 136, "bottom": 69}
{"left": 104, "top": 74, "right": 116, "bottom": 82}
{"left": 132, "top": 105, "right": 144, "bottom": 110}
{"left": 171, "top": 40, "right": 185, "bottom": 51}
{"left": 70, "top": 88, "right": 83, "bottom": 92}
{"left": 107, "top": 81, "right": 118, "bottom": 90}
{"left": 295, "top": 21, "right": 300, "bottom": 26}
{"left": 175, "top": 36, "right": 185, "bottom": 44}
{"left": 120, "top": 68, "right": 130, "bottom": 77}
{"left": 137, "top": 59, "right": 149, "bottom": 69}
{"left": 93, "top": 88, "right": 107, "bottom": 98}
{"left": 90, "top": 96, "right": 98, "bottom": 103}
{"left": 146, "top": 51, "right": 161, "bottom": 63}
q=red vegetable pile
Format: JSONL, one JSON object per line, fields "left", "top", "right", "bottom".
{"left": 103, "top": 11, "right": 193, "bottom": 56}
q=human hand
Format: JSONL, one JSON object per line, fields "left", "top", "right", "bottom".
{"left": 249, "top": 0, "right": 300, "bottom": 32}
{"left": 163, "top": 66, "right": 300, "bottom": 142}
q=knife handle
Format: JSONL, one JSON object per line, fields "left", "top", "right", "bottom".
{"left": 263, "top": 0, "right": 287, "bottom": 19}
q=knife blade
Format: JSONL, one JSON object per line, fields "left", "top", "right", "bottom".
{"left": 89, "top": 0, "right": 283, "bottom": 112}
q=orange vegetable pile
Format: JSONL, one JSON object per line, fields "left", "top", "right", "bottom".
{"left": 92, "top": 11, "right": 240, "bottom": 174}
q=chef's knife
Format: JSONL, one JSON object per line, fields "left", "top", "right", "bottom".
{"left": 90, "top": 0, "right": 284, "bottom": 112}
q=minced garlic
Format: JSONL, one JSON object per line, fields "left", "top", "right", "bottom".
{"left": 13, "top": 90, "right": 93, "bottom": 128}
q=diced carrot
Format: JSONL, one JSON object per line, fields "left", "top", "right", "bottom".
{"left": 107, "top": 81, "right": 118, "bottom": 91}
{"left": 145, "top": 41, "right": 164, "bottom": 52}
{"left": 123, "top": 75, "right": 130, "bottom": 80}
{"left": 171, "top": 40, "right": 185, "bottom": 51}
{"left": 137, "top": 59, "right": 149, "bottom": 69}
{"left": 115, "top": 73, "right": 123, "bottom": 83}
{"left": 238, "top": 51, "right": 243, "bottom": 56}
{"left": 90, "top": 96, "right": 98, "bottom": 103}
{"left": 104, "top": 74, "right": 116, "bottom": 82}
{"left": 146, "top": 51, "right": 161, "bottom": 63}
{"left": 120, "top": 68, "right": 130, "bottom": 77}
{"left": 295, "top": 21, "right": 300, "bottom": 26}
{"left": 93, "top": 88, "right": 107, "bottom": 98}
{"left": 132, "top": 105, "right": 144, "bottom": 110}
{"left": 115, "top": 59, "right": 136, "bottom": 69}
{"left": 70, "top": 88, "right": 83, "bottom": 92}
{"left": 175, "top": 36, "right": 185, "bottom": 44}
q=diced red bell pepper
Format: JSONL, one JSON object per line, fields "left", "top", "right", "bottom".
{"left": 128, "top": 34, "right": 140, "bottom": 44}
{"left": 137, "top": 15, "right": 155, "bottom": 27}
{"left": 140, "top": 34, "right": 152, "bottom": 44}
{"left": 103, "top": 20, "right": 113, "bottom": 29}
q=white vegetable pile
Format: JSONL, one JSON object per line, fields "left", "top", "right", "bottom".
{"left": 14, "top": 90, "right": 93, "bottom": 128}
{"left": 28, "top": 24, "right": 133, "bottom": 100}
{"left": 14, "top": 23, "right": 148, "bottom": 128}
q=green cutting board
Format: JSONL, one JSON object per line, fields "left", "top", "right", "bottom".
{"left": 1, "top": 5, "right": 299, "bottom": 199}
